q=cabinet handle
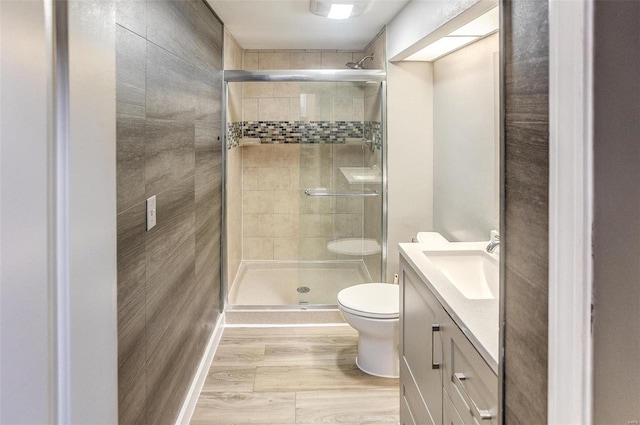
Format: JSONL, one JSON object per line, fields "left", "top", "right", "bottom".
{"left": 431, "top": 324, "right": 440, "bottom": 369}
{"left": 453, "top": 373, "right": 492, "bottom": 420}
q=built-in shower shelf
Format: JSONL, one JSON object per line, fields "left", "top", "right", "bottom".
{"left": 327, "top": 238, "right": 382, "bottom": 256}
{"left": 339, "top": 166, "right": 382, "bottom": 184}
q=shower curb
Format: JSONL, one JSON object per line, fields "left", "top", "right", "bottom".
{"left": 225, "top": 309, "right": 346, "bottom": 326}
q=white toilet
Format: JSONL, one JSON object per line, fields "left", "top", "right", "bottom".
{"left": 337, "top": 283, "right": 399, "bottom": 378}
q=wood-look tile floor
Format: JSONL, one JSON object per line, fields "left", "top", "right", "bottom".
{"left": 190, "top": 326, "right": 399, "bottom": 425}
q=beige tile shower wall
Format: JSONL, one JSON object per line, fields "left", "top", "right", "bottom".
{"left": 243, "top": 82, "right": 365, "bottom": 124}
{"left": 242, "top": 143, "right": 366, "bottom": 262}
{"left": 225, "top": 30, "right": 243, "bottom": 123}
{"left": 224, "top": 28, "right": 243, "bottom": 70}
{"left": 363, "top": 29, "right": 386, "bottom": 70}
{"left": 224, "top": 29, "right": 244, "bottom": 287}
{"left": 243, "top": 49, "right": 364, "bottom": 70}
{"left": 363, "top": 31, "right": 385, "bottom": 122}
{"left": 241, "top": 49, "right": 366, "bottom": 123}
{"left": 242, "top": 144, "right": 300, "bottom": 260}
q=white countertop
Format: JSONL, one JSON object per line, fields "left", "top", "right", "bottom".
{"left": 399, "top": 234, "right": 499, "bottom": 374}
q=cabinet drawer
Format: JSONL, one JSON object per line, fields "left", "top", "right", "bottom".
{"left": 443, "top": 324, "right": 498, "bottom": 425}
{"left": 443, "top": 388, "right": 470, "bottom": 425}
{"left": 400, "top": 360, "right": 437, "bottom": 425}
{"left": 401, "top": 393, "right": 417, "bottom": 425}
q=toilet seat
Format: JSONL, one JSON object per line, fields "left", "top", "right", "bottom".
{"left": 337, "top": 283, "right": 399, "bottom": 319}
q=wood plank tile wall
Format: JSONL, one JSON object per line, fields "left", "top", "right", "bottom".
{"left": 116, "top": 1, "right": 223, "bottom": 423}
{"left": 503, "top": 0, "right": 549, "bottom": 424}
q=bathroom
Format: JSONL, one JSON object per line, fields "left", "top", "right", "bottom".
{"left": 1, "top": 0, "right": 639, "bottom": 424}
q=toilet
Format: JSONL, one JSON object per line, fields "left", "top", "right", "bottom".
{"left": 337, "top": 283, "right": 399, "bottom": 378}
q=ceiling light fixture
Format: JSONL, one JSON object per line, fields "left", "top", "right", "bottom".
{"left": 404, "top": 6, "right": 499, "bottom": 62}
{"left": 327, "top": 4, "right": 354, "bottom": 19}
{"left": 309, "top": 0, "right": 373, "bottom": 20}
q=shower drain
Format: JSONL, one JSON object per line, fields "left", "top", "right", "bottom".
{"left": 297, "top": 286, "right": 311, "bottom": 294}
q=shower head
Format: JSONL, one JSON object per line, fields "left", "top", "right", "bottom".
{"left": 346, "top": 55, "right": 374, "bottom": 69}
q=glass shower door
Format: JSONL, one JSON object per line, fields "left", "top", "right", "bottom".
{"left": 296, "top": 80, "right": 384, "bottom": 306}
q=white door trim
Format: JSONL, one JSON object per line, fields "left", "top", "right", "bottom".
{"left": 548, "top": 0, "right": 594, "bottom": 424}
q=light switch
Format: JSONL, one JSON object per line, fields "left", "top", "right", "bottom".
{"left": 146, "top": 195, "right": 157, "bottom": 231}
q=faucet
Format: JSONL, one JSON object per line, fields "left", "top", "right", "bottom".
{"left": 486, "top": 234, "right": 500, "bottom": 253}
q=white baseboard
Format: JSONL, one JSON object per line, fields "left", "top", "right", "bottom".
{"left": 175, "top": 312, "right": 226, "bottom": 425}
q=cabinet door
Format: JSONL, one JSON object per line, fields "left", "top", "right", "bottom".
{"left": 400, "top": 257, "right": 444, "bottom": 425}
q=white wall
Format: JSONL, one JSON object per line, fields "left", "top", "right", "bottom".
{"left": 1, "top": 2, "right": 53, "bottom": 422}
{"left": 0, "top": 1, "right": 118, "bottom": 423}
{"left": 67, "top": 1, "right": 118, "bottom": 422}
{"left": 432, "top": 33, "right": 499, "bottom": 241}
{"left": 386, "top": 61, "right": 434, "bottom": 281}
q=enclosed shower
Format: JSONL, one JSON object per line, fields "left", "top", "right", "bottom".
{"left": 223, "top": 70, "right": 386, "bottom": 313}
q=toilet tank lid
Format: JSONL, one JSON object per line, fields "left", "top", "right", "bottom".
{"left": 338, "top": 283, "right": 399, "bottom": 317}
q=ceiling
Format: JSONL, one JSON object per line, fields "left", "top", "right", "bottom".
{"left": 206, "top": 0, "right": 410, "bottom": 50}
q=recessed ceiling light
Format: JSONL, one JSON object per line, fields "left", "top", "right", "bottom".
{"left": 309, "top": 0, "right": 373, "bottom": 19}
{"left": 328, "top": 4, "right": 354, "bottom": 19}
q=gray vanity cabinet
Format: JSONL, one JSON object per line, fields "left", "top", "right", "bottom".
{"left": 400, "top": 256, "right": 450, "bottom": 425}
{"left": 400, "top": 255, "right": 498, "bottom": 425}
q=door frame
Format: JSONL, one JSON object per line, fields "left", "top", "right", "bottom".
{"left": 548, "top": 0, "right": 594, "bottom": 423}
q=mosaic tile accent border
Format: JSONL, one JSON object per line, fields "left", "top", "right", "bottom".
{"left": 244, "top": 121, "right": 363, "bottom": 144}
{"left": 227, "top": 120, "right": 382, "bottom": 149}
{"left": 365, "top": 121, "right": 382, "bottom": 151}
{"left": 227, "top": 121, "right": 243, "bottom": 149}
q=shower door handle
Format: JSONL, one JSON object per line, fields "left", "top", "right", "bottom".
{"left": 304, "top": 189, "right": 379, "bottom": 197}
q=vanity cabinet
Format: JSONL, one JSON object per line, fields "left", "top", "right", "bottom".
{"left": 400, "top": 256, "right": 450, "bottom": 425}
{"left": 400, "top": 256, "right": 498, "bottom": 425}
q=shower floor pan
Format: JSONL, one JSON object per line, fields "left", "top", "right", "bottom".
{"left": 228, "top": 260, "right": 373, "bottom": 307}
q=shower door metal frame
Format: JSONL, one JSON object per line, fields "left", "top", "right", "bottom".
{"left": 223, "top": 69, "right": 386, "bottom": 82}
{"left": 221, "top": 69, "right": 387, "bottom": 311}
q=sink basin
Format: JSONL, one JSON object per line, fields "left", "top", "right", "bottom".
{"left": 423, "top": 250, "right": 498, "bottom": 300}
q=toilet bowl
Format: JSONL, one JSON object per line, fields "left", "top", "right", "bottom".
{"left": 337, "top": 283, "right": 399, "bottom": 378}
